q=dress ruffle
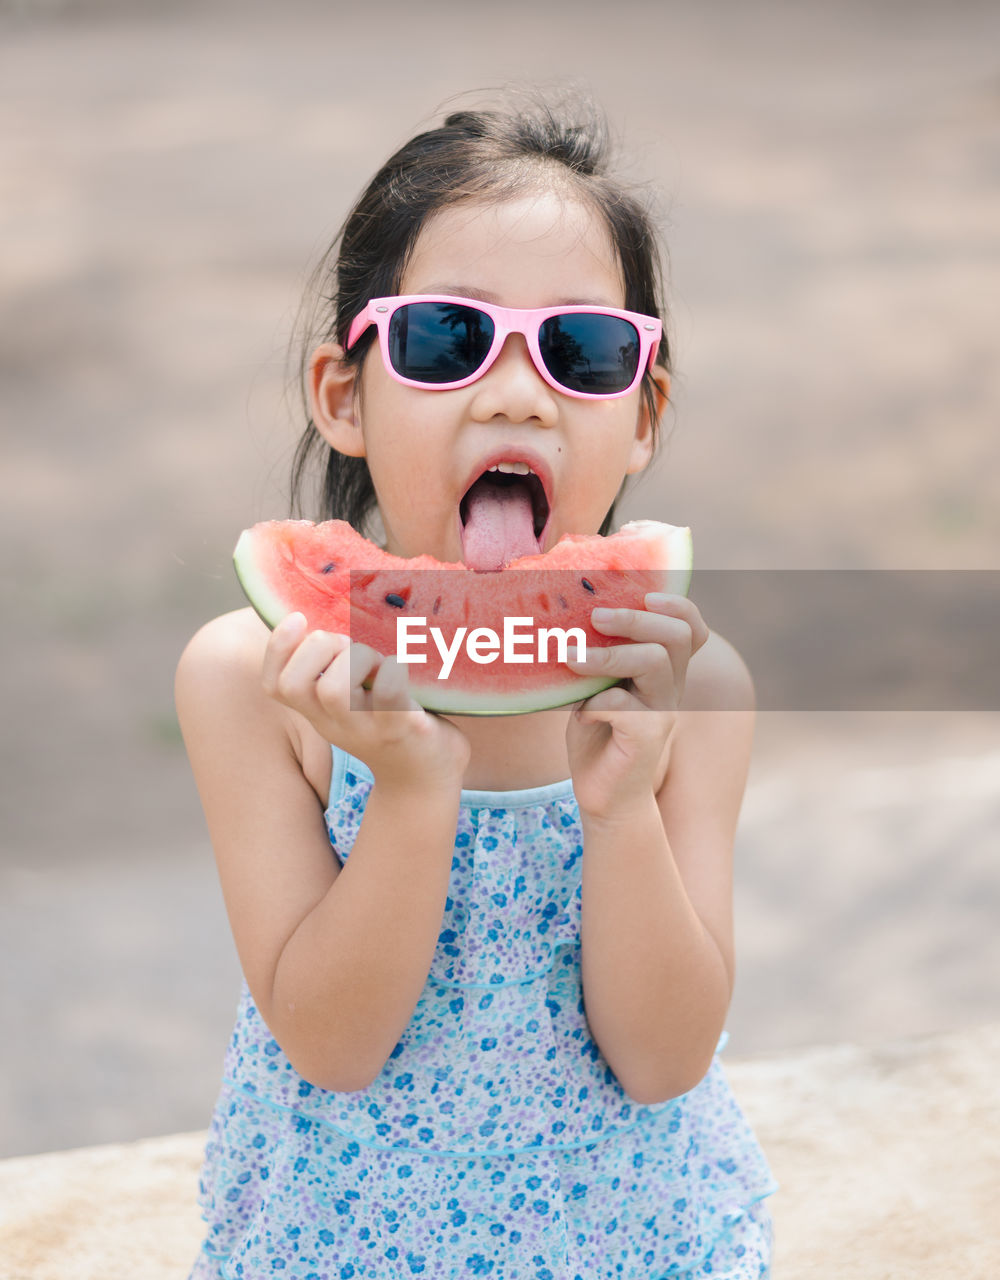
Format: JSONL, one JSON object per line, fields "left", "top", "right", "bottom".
{"left": 190, "top": 749, "right": 776, "bottom": 1279}
{"left": 192, "top": 1068, "right": 773, "bottom": 1278}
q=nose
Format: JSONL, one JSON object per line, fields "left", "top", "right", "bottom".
{"left": 467, "top": 334, "right": 559, "bottom": 426}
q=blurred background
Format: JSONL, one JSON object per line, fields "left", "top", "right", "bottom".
{"left": 1, "top": 0, "right": 998, "bottom": 1157}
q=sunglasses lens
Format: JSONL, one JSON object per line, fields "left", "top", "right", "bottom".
{"left": 539, "top": 313, "right": 641, "bottom": 394}
{"left": 387, "top": 302, "right": 495, "bottom": 384}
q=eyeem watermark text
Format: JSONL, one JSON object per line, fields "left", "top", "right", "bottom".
{"left": 395, "top": 616, "right": 587, "bottom": 679}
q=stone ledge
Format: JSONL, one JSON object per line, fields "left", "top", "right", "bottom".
{"left": 1, "top": 1023, "right": 997, "bottom": 1279}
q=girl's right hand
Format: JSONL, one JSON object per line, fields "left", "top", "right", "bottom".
{"left": 261, "top": 612, "right": 470, "bottom": 791}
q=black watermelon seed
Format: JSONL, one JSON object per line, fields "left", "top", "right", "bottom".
{"left": 581, "top": 578, "right": 595, "bottom": 593}
{"left": 432, "top": 596, "right": 442, "bottom": 615}
{"left": 385, "top": 593, "right": 407, "bottom": 608}
{"left": 557, "top": 594, "right": 568, "bottom": 609}
{"left": 321, "top": 562, "right": 336, "bottom": 574}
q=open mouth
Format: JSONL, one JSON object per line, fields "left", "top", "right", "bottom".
{"left": 459, "top": 468, "right": 550, "bottom": 539}
{"left": 458, "top": 464, "right": 552, "bottom": 571}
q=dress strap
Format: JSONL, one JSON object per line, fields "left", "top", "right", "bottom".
{"left": 327, "top": 741, "right": 353, "bottom": 811}
{"left": 326, "top": 743, "right": 575, "bottom": 811}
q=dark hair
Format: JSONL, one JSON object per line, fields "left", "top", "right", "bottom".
{"left": 290, "top": 91, "right": 670, "bottom": 538}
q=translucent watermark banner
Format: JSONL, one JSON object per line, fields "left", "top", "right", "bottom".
{"left": 346, "top": 567, "right": 609, "bottom": 714}
{"left": 690, "top": 569, "right": 1000, "bottom": 711}
{"left": 346, "top": 568, "right": 1000, "bottom": 712}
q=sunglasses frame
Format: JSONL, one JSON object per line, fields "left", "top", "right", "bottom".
{"left": 346, "top": 295, "right": 662, "bottom": 400}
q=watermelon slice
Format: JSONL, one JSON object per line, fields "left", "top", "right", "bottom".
{"left": 234, "top": 519, "right": 692, "bottom": 716}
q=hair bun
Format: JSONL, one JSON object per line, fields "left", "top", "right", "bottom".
{"left": 543, "top": 123, "right": 599, "bottom": 174}
{"left": 442, "top": 110, "right": 493, "bottom": 137}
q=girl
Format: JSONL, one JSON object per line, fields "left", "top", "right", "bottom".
{"left": 177, "top": 93, "right": 777, "bottom": 1280}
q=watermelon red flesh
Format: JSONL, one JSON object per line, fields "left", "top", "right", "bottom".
{"left": 234, "top": 518, "right": 692, "bottom": 716}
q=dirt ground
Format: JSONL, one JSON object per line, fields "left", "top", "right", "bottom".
{"left": 1, "top": 0, "right": 998, "bottom": 1157}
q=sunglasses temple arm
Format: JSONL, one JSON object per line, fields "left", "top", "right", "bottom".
{"left": 345, "top": 306, "right": 373, "bottom": 351}
{"left": 648, "top": 336, "right": 662, "bottom": 370}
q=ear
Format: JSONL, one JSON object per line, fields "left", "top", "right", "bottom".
{"left": 307, "top": 343, "right": 366, "bottom": 458}
{"left": 625, "top": 364, "right": 670, "bottom": 476}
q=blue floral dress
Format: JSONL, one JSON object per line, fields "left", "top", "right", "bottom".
{"left": 190, "top": 746, "right": 777, "bottom": 1279}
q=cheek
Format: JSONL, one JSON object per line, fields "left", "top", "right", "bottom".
{"left": 581, "top": 406, "right": 644, "bottom": 464}
{"left": 573, "top": 415, "right": 646, "bottom": 507}
{"left": 364, "top": 412, "right": 448, "bottom": 505}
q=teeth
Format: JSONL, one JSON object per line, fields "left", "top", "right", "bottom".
{"left": 488, "top": 461, "right": 533, "bottom": 475}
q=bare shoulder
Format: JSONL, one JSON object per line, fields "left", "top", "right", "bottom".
{"left": 175, "top": 606, "right": 278, "bottom": 714}
{"left": 177, "top": 606, "right": 270, "bottom": 686}
{"left": 654, "top": 628, "right": 755, "bottom": 802}
{"left": 681, "top": 627, "right": 756, "bottom": 713}
{"left": 655, "top": 631, "right": 754, "bottom": 993}
{"left": 175, "top": 607, "right": 333, "bottom": 807}
{"left": 174, "top": 607, "right": 282, "bottom": 744}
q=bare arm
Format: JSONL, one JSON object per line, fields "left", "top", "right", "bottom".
{"left": 175, "top": 610, "right": 468, "bottom": 1091}
{"left": 574, "top": 631, "right": 755, "bottom": 1104}
{"left": 268, "top": 778, "right": 462, "bottom": 1089}
{"left": 576, "top": 701, "right": 747, "bottom": 1100}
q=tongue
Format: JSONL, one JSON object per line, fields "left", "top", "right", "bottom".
{"left": 460, "top": 476, "right": 541, "bottom": 571}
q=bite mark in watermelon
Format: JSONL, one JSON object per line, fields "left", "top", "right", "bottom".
{"left": 233, "top": 519, "right": 692, "bottom": 716}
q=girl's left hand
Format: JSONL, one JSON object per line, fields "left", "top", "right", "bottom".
{"left": 564, "top": 593, "right": 710, "bottom": 822}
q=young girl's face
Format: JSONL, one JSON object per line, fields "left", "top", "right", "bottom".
{"left": 327, "top": 191, "right": 659, "bottom": 562}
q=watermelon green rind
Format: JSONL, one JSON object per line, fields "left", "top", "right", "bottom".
{"left": 385, "top": 672, "right": 620, "bottom": 717}
{"left": 232, "top": 518, "right": 693, "bottom": 716}
{"left": 233, "top": 527, "right": 289, "bottom": 631}
{"left": 622, "top": 520, "right": 691, "bottom": 598}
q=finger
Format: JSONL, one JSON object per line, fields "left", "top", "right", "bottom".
{"left": 261, "top": 612, "right": 308, "bottom": 696}
{"left": 591, "top": 598, "right": 708, "bottom": 651}
{"left": 568, "top": 639, "right": 675, "bottom": 681}
{"left": 274, "top": 629, "right": 350, "bottom": 707}
{"left": 590, "top": 607, "right": 696, "bottom": 651}
{"left": 589, "top": 607, "right": 701, "bottom": 699}
{"left": 574, "top": 691, "right": 673, "bottom": 755}
{"left": 312, "top": 638, "right": 354, "bottom": 709}
{"left": 643, "top": 594, "right": 711, "bottom": 653}
{"left": 345, "top": 643, "right": 386, "bottom": 711}
{"left": 621, "top": 594, "right": 709, "bottom": 652}
{"left": 574, "top": 683, "right": 641, "bottom": 724}
{"left": 369, "top": 653, "right": 418, "bottom": 714}
{"left": 567, "top": 640, "right": 677, "bottom": 709}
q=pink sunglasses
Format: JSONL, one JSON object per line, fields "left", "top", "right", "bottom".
{"left": 346, "top": 295, "right": 662, "bottom": 400}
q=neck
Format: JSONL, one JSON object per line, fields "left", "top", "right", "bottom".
{"left": 441, "top": 705, "right": 573, "bottom": 791}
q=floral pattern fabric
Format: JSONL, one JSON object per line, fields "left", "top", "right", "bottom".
{"left": 190, "top": 747, "right": 776, "bottom": 1278}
